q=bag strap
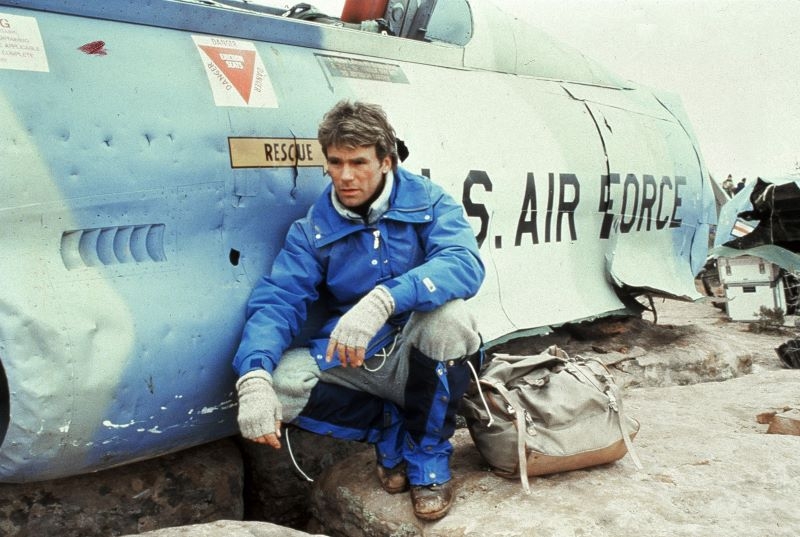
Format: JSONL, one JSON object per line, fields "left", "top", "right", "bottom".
{"left": 485, "top": 379, "right": 532, "bottom": 494}
{"left": 605, "top": 379, "right": 643, "bottom": 470}
{"left": 470, "top": 361, "right": 533, "bottom": 491}
{"left": 466, "top": 360, "right": 494, "bottom": 427}
{"left": 582, "top": 356, "right": 643, "bottom": 471}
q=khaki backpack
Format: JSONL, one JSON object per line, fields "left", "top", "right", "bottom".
{"left": 462, "top": 345, "right": 641, "bottom": 492}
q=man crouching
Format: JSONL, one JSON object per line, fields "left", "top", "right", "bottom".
{"left": 233, "top": 100, "right": 484, "bottom": 520}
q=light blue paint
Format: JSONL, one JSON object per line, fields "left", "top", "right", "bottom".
{"left": 0, "top": 0, "right": 714, "bottom": 481}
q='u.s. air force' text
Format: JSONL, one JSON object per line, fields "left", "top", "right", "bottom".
{"left": 458, "top": 170, "right": 687, "bottom": 248}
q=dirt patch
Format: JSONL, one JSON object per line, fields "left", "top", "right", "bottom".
{"left": 494, "top": 315, "right": 692, "bottom": 355}
{"left": 488, "top": 297, "right": 796, "bottom": 388}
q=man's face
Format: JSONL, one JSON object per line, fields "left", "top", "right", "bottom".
{"left": 326, "top": 144, "right": 391, "bottom": 209}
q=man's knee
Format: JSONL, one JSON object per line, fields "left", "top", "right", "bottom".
{"left": 403, "top": 300, "right": 481, "bottom": 361}
{"left": 272, "top": 347, "right": 320, "bottom": 422}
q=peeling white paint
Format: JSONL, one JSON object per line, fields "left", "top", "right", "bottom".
{"left": 198, "top": 399, "right": 237, "bottom": 415}
{"left": 147, "top": 426, "right": 162, "bottom": 434}
{"left": 59, "top": 421, "right": 71, "bottom": 433}
{"left": 102, "top": 419, "right": 137, "bottom": 429}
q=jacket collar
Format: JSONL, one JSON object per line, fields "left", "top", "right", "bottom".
{"left": 330, "top": 169, "right": 395, "bottom": 225}
{"left": 310, "top": 167, "right": 433, "bottom": 247}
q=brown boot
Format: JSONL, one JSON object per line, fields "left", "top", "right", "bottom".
{"left": 376, "top": 463, "right": 408, "bottom": 494}
{"left": 410, "top": 481, "right": 454, "bottom": 520}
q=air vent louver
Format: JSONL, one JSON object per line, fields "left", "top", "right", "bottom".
{"left": 61, "top": 224, "right": 166, "bottom": 269}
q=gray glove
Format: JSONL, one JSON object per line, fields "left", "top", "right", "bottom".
{"left": 327, "top": 286, "right": 395, "bottom": 367}
{"left": 235, "top": 369, "right": 283, "bottom": 443}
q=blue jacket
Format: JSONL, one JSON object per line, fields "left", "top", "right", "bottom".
{"left": 233, "top": 167, "right": 485, "bottom": 376}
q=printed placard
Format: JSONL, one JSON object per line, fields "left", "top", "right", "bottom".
{"left": 317, "top": 54, "right": 408, "bottom": 83}
{"left": 0, "top": 13, "right": 49, "bottom": 72}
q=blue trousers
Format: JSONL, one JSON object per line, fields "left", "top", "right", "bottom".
{"left": 276, "top": 300, "right": 482, "bottom": 485}
{"left": 293, "top": 346, "right": 480, "bottom": 485}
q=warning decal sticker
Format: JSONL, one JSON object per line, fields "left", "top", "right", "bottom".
{"left": 192, "top": 35, "right": 277, "bottom": 108}
{"left": 0, "top": 13, "right": 49, "bottom": 72}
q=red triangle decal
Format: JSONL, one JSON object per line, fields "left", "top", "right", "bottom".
{"left": 199, "top": 45, "right": 256, "bottom": 103}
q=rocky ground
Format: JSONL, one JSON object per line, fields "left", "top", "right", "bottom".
{"left": 176, "top": 296, "right": 799, "bottom": 537}
{"left": 3, "top": 297, "right": 799, "bottom": 536}
{"left": 306, "top": 298, "right": 800, "bottom": 537}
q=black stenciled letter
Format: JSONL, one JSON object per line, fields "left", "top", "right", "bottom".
{"left": 598, "top": 173, "right": 620, "bottom": 239}
{"left": 637, "top": 174, "right": 658, "bottom": 231}
{"left": 670, "top": 175, "right": 686, "bottom": 228}
{"left": 619, "top": 173, "right": 640, "bottom": 234}
{"left": 656, "top": 176, "right": 673, "bottom": 230}
{"left": 462, "top": 170, "right": 492, "bottom": 248}
{"left": 556, "top": 173, "right": 580, "bottom": 242}
{"left": 515, "top": 172, "right": 539, "bottom": 246}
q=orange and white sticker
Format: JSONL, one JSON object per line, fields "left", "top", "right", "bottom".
{"left": 192, "top": 35, "right": 277, "bottom": 108}
{"left": 0, "top": 13, "right": 49, "bottom": 72}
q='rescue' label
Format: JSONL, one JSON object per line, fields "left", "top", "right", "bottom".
{"left": 229, "top": 137, "right": 325, "bottom": 168}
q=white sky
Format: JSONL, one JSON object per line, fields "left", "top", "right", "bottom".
{"left": 254, "top": 0, "right": 800, "bottom": 183}
{"left": 521, "top": 0, "right": 800, "bottom": 184}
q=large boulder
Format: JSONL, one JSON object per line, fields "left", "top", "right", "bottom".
{"left": 126, "top": 519, "right": 326, "bottom": 536}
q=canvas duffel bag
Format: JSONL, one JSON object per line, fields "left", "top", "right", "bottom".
{"left": 462, "top": 345, "right": 641, "bottom": 492}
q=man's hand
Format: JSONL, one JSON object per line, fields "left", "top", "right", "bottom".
{"left": 326, "top": 286, "right": 394, "bottom": 367}
{"left": 235, "top": 369, "right": 283, "bottom": 449}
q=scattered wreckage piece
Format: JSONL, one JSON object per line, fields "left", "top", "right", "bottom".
{"left": 708, "top": 176, "right": 800, "bottom": 321}
{"left": 765, "top": 409, "right": 800, "bottom": 436}
{"left": 776, "top": 337, "right": 800, "bottom": 368}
